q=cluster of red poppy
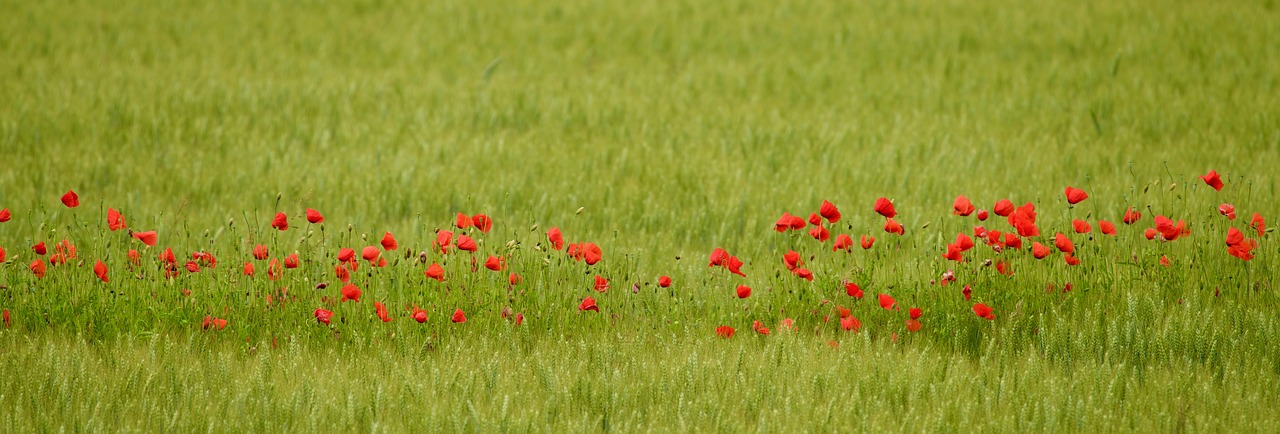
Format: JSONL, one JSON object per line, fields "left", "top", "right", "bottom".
{"left": 0, "top": 170, "right": 1269, "bottom": 339}
{"left": 710, "top": 170, "right": 1266, "bottom": 339}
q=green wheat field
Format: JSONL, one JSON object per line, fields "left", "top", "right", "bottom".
{"left": 2, "top": 0, "right": 1279, "bottom": 431}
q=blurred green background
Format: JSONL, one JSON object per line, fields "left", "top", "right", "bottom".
{"left": 4, "top": 0, "right": 1277, "bottom": 263}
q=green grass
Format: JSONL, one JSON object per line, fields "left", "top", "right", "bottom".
{"left": 2, "top": 0, "right": 1280, "bottom": 431}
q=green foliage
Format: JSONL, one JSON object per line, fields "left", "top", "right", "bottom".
{"left": 2, "top": 0, "right": 1279, "bottom": 431}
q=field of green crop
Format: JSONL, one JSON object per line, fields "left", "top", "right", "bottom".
{"left": 3, "top": 0, "right": 1279, "bottom": 431}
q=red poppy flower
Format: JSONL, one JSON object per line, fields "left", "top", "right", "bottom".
{"left": 832, "top": 234, "right": 853, "bottom": 251}
{"left": 243, "top": 245, "right": 264, "bottom": 262}
{"left": 0, "top": 208, "right": 9, "bottom": 222}
{"left": 1064, "top": 187, "right": 1088, "bottom": 205}
{"left": 435, "top": 231, "right": 454, "bottom": 253}
{"left": 412, "top": 306, "right": 428, "bottom": 323}
{"left": 0, "top": 246, "right": 6, "bottom": 263}
{"left": 1155, "top": 215, "right": 1180, "bottom": 241}
{"left": 709, "top": 248, "right": 729, "bottom": 267}
{"left": 953, "top": 195, "right": 975, "bottom": 216}
{"left": 878, "top": 293, "right": 896, "bottom": 310}
{"left": 1072, "top": 220, "right": 1092, "bottom": 234}
{"left": 990, "top": 200, "right": 1013, "bottom": 217}
{"left": 262, "top": 259, "right": 280, "bottom": 280}
{"left": 184, "top": 261, "right": 200, "bottom": 273}
{"left": 1226, "top": 227, "right": 1245, "bottom": 247}
{"left": 425, "top": 263, "right": 444, "bottom": 281}
{"left": 774, "top": 212, "right": 807, "bottom": 232}
{"left": 783, "top": 250, "right": 802, "bottom": 271}
{"left": 905, "top": 319, "right": 922, "bottom": 332}
{"left": 472, "top": 214, "right": 493, "bottom": 233}
{"left": 874, "top": 197, "right": 897, "bottom": 218}
{"left": 53, "top": 240, "right": 76, "bottom": 260}
{"left": 593, "top": 275, "right": 609, "bottom": 292}
{"left": 716, "top": 325, "right": 735, "bottom": 338}
{"left": 581, "top": 242, "right": 603, "bottom": 265}
{"left": 456, "top": 213, "right": 472, "bottom": 229}
{"left": 658, "top": 275, "right": 672, "bottom": 287}
{"left": 1003, "top": 233, "right": 1022, "bottom": 250}
{"left": 547, "top": 227, "right": 564, "bottom": 250}
{"left": 787, "top": 214, "right": 807, "bottom": 230}
{"left": 1099, "top": 220, "right": 1116, "bottom": 235}
{"left": 335, "top": 247, "right": 353, "bottom": 263}
{"left": 807, "top": 213, "right": 822, "bottom": 227}
{"left": 1218, "top": 204, "right": 1237, "bottom": 220}
{"left": 61, "top": 190, "right": 79, "bottom": 208}
{"left": 32, "top": 241, "right": 47, "bottom": 256}
{"left": 1228, "top": 241, "right": 1257, "bottom": 261}
{"left": 360, "top": 247, "right": 380, "bottom": 263}
{"left": 157, "top": 247, "right": 176, "bottom": 265}
{"left": 982, "top": 227, "right": 999, "bottom": 244}
{"left": 484, "top": 255, "right": 504, "bottom": 271}
{"left": 381, "top": 232, "right": 398, "bottom": 251}
{"left": 1122, "top": 207, "right": 1141, "bottom": 225}
{"left": 774, "top": 212, "right": 794, "bottom": 232}
{"left": 752, "top": 320, "right": 771, "bottom": 335}
{"left": 331, "top": 264, "right": 348, "bottom": 282}
{"left": 451, "top": 309, "right": 467, "bottom": 323}
{"left": 955, "top": 233, "right": 974, "bottom": 251}
{"left": 515, "top": 313, "right": 524, "bottom": 326}
{"left": 726, "top": 256, "right": 746, "bottom": 277}
{"left": 3, "top": 309, "right": 9, "bottom": 328}
{"left": 883, "top": 219, "right": 904, "bottom": 235}
{"left": 375, "top": 301, "right": 392, "bottom": 322}
{"left": 1064, "top": 254, "right": 1081, "bottom": 266}
{"left": 126, "top": 249, "right": 140, "bottom": 265}
{"left": 1144, "top": 228, "right": 1157, "bottom": 240}
{"left": 820, "top": 200, "right": 841, "bottom": 223}
{"left": 29, "top": 259, "right": 46, "bottom": 278}
{"left": 270, "top": 212, "right": 288, "bottom": 231}
{"left": 840, "top": 315, "right": 862, "bottom": 332}
{"left": 579, "top": 297, "right": 599, "bottom": 312}
{"left": 283, "top": 254, "right": 299, "bottom": 269}
{"left": 1160, "top": 256, "right": 1171, "bottom": 267}
{"left": 1252, "top": 213, "right": 1266, "bottom": 237}
{"left": 1054, "top": 233, "right": 1074, "bottom": 253}
{"left": 202, "top": 316, "right": 228, "bottom": 330}
{"left": 107, "top": 208, "right": 127, "bottom": 231}
{"left": 93, "top": 260, "right": 109, "bottom": 283}
{"left": 1031, "top": 242, "right": 1050, "bottom": 259}
{"left": 736, "top": 285, "right": 751, "bottom": 299}
{"left": 906, "top": 307, "right": 922, "bottom": 320}
{"left": 808, "top": 225, "right": 831, "bottom": 242}
{"left": 1200, "top": 170, "right": 1224, "bottom": 191}
{"left": 962, "top": 285, "right": 972, "bottom": 300}
{"left": 456, "top": 235, "right": 478, "bottom": 252}
{"left": 833, "top": 305, "right": 850, "bottom": 319}
{"left": 314, "top": 308, "right": 334, "bottom": 325}
{"left": 1009, "top": 203, "right": 1040, "bottom": 237}
{"left": 844, "top": 281, "right": 863, "bottom": 298}
{"left": 341, "top": 284, "right": 361, "bottom": 302}
{"left": 942, "top": 243, "right": 963, "bottom": 262}
{"left": 973, "top": 303, "right": 995, "bottom": 320}
{"left": 305, "top": 208, "right": 324, "bottom": 223}
{"left": 860, "top": 235, "right": 875, "bottom": 249}
{"left": 243, "top": 262, "right": 255, "bottom": 276}
{"left": 976, "top": 224, "right": 991, "bottom": 239}
{"left": 793, "top": 268, "right": 813, "bottom": 281}
{"left": 977, "top": 209, "right": 989, "bottom": 221}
